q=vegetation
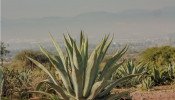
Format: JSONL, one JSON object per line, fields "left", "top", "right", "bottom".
{"left": 27, "top": 33, "right": 141, "bottom": 100}
{"left": 1, "top": 67, "right": 33, "bottom": 99}
{"left": 167, "top": 62, "right": 175, "bottom": 79}
{"left": 0, "top": 42, "right": 10, "bottom": 67}
{"left": 150, "top": 64, "right": 175, "bottom": 86}
{"left": 1, "top": 33, "right": 175, "bottom": 100}
{"left": 151, "top": 66, "right": 169, "bottom": 85}
{"left": 14, "top": 50, "right": 49, "bottom": 70}
{"left": 0, "top": 68, "right": 2, "bottom": 96}
{"left": 115, "top": 61, "right": 147, "bottom": 87}
{"left": 141, "top": 46, "right": 175, "bottom": 68}
{"left": 140, "top": 77, "right": 153, "bottom": 91}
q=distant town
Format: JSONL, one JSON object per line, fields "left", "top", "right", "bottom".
{"left": 4, "top": 33, "right": 174, "bottom": 59}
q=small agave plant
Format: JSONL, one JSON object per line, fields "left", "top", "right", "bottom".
{"left": 115, "top": 61, "right": 146, "bottom": 87}
{"left": 167, "top": 62, "right": 175, "bottom": 79}
{"left": 141, "top": 77, "right": 153, "bottom": 91}
{"left": 117, "top": 61, "right": 145, "bottom": 77}
{"left": 28, "top": 32, "right": 140, "bottom": 100}
{"left": 152, "top": 66, "right": 167, "bottom": 85}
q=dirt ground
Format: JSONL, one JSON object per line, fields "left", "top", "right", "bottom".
{"left": 130, "top": 84, "right": 175, "bottom": 100}
{"left": 131, "top": 90, "right": 175, "bottom": 100}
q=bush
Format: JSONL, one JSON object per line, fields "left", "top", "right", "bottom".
{"left": 141, "top": 46, "right": 175, "bottom": 68}
{"left": 14, "top": 50, "right": 49, "bottom": 69}
{"left": 1, "top": 67, "right": 33, "bottom": 99}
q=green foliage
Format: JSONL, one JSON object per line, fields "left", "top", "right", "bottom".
{"left": 117, "top": 61, "right": 146, "bottom": 76}
{"left": 28, "top": 32, "right": 141, "bottom": 100}
{"left": 140, "top": 77, "right": 154, "bottom": 91}
{"left": 141, "top": 46, "right": 175, "bottom": 68}
{"left": 1, "top": 67, "right": 34, "bottom": 99}
{"left": 14, "top": 50, "right": 49, "bottom": 69}
{"left": 0, "top": 42, "right": 10, "bottom": 67}
{"left": 115, "top": 61, "right": 146, "bottom": 87}
{"left": 151, "top": 66, "right": 171, "bottom": 85}
{"left": 167, "top": 62, "right": 175, "bottom": 79}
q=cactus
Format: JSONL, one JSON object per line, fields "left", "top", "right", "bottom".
{"left": 27, "top": 32, "right": 141, "bottom": 100}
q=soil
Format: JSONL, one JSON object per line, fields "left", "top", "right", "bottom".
{"left": 130, "top": 84, "right": 175, "bottom": 100}
{"left": 130, "top": 90, "right": 175, "bottom": 100}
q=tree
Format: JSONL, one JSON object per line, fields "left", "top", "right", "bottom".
{"left": 141, "top": 46, "right": 175, "bottom": 68}
{"left": 0, "top": 42, "right": 10, "bottom": 67}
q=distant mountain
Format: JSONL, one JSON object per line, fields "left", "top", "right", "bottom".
{"left": 76, "top": 6, "right": 175, "bottom": 19}
{"left": 2, "top": 6, "right": 175, "bottom": 46}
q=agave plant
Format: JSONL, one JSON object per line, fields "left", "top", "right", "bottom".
{"left": 115, "top": 61, "right": 146, "bottom": 87}
{"left": 167, "top": 62, "right": 175, "bottom": 79}
{"left": 18, "top": 70, "right": 33, "bottom": 85}
{"left": 27, "top": 32, "right": 140, "bottom": 100}
{"left": 117, "top": 61, "right": 146, "bottom": 76}
{"left": 141, "top": 77, "right": 153, "bottom": 91}
{"left": 15, "top": 69, "right": 33, "bottom": 99}
{"left": 151, "top": 66, "right": 169, "bottom": 85}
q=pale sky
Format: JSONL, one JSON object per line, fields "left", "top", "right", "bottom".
{"left": 2, "top": 0, "right": 175, "bottom": 19}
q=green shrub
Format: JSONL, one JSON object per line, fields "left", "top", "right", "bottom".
{"left": 141, "top": 46, "right": 175, "bottom": 68}
{"left": 14, "top": 50, "right": 49, "bottom": 69}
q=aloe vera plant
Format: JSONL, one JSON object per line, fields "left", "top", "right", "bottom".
{"left": 27, "top": 32, "right": 140, "bottom": 100}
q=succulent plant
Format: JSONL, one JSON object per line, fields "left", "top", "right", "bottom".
{"left": 115, "top": 61, "right": 146, "bottom": 87}
{"left": 27, "top": 32, "right": 140, "bottom": 100}
{"left": 117, "top": 61, "right": 146, "bottom": 77}
{"left": 167, "top": 62, "right": 175, "bottom": 79}
{"left": 151, "top": 66, "right": 168, "bottom": 85}
{"left": 141, "top": 77, "right": 153, "bottom": 91}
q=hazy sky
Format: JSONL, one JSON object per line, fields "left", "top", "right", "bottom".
{"left": 2, "top": 0, "right": 175, "bottom": 19}
{"left": 1, "top": 0, "right": 175, "bottom": 43}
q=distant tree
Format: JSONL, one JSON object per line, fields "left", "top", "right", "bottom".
{"left": 0, "top": 42, "right": 10, "bottom": 67}
{"left": 14, "top": 50, "right": 49, "bottom": 70}
{"left": 141, "top": 46, "right": 175, "bottom": 68}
